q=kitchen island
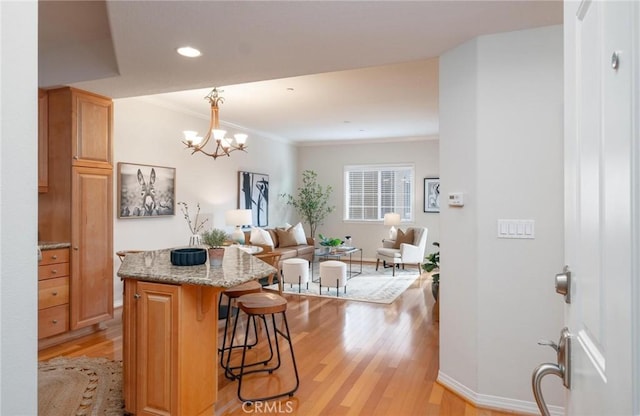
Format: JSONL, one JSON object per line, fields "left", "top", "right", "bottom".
{"left": 117, "top": 246, "right": 276, "bottom": 416}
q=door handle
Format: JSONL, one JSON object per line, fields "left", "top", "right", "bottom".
{"left": 555, "top": 265, "right": 571, "bottom": 303}
{"left": 532, "top": 327, "right": 572, "bottom": 416}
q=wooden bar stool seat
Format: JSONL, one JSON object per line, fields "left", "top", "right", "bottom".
{"left": 231, "top": 292, "right": 300, "bottom": 403}
{"left": 219, "top": 280, "right": 262, "bottom": 379}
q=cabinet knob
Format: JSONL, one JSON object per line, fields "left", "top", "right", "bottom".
{"left": 134, "top": 293, "right": 141, "bottom": 299}
{"left": 52, "top": 291, "right": 58, "bottom": 296}
{"left": 73, "top": 155, "right": 78, "bottom": 160}
{"left": 73, "top": 247, "right": 79, "bottom": 251}
{"left": 51, "top": 269, "right": 57, "bottom": 274}
{"left": 52, "top": 320, "right": 58, "bottom": 324}
{"left": 51, "top": 255, "right": 58, "bottom": 260}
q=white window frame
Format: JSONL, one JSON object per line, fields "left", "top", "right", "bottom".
{"left": 343, "top": 164, "right": 415, "bottom": 222}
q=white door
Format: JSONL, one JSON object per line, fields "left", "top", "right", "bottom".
{"left": 564, "top": 1, "right": 638, "bottom": 415}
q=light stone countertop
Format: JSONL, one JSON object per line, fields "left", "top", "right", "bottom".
{"left": 38, "top": 242, "right": 71, "bottom": 250}
{"left": 116, "top": 246, "right": 276, "bottom": 288}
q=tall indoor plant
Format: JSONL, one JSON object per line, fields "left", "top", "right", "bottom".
{"left": 280, "top": 170, "right": 335, "bottom": 238}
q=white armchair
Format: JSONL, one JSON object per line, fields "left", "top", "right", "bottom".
{"left": 375, "top": 227, "right": 428, "bottom": 276}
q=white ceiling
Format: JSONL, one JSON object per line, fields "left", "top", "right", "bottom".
{"left": 38, "top": 1, "right": 563, "bottom": 144}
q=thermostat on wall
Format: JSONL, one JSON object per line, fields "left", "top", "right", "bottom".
{"left": 448, "top": 192, "right": 464, "bottom": 207}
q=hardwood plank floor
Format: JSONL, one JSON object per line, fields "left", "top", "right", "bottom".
{"left": 38, "top": 273, "right": 525, "bottom": 416}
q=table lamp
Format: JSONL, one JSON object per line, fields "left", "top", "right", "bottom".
{"left": 225, "top": 209, "right": 252, "bottom": 244}
{"left": 383, "top": 212, "right": 401, "bottom": 240}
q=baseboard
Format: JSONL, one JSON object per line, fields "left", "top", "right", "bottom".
{"left": 437, "top": 370, "right": 564, "bottom": 416}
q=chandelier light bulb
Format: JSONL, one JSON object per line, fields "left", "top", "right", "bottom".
{"left": 213, "top": 129, "right": 227, "bottom": 141}
{"left": 183, "top": 130, "right": 200, "bottom": 146}
{"left": 234, "top": 133, "right": 248, "bottom": 146}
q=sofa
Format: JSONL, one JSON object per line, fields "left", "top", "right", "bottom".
{"left": 243, "top": 225, "right": 315, "bottom": 263}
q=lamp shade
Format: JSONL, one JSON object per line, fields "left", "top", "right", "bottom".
{"left": 383, "top": 213, "right": 401, "bottom": 226}
{"left": 225, "top": 209, "right": 252, "bottom": 226}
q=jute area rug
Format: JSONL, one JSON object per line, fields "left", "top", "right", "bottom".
{"left": 38, "top": 356, "right": 124, "bottom": 416}
{"left": 266, "top": 263, "right": 423, "bottom": 304}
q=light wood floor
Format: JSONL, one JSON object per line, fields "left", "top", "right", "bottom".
{"left": 38, "top": 273, "right": 524, "bottom": 416}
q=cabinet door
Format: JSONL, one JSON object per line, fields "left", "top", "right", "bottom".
{"left": 70, "top": 166, "right": 113, "bottom": 329}
{"left": 38, "top": 89, "right": 49, "bottom": 192}
{"left": 122, "top": 280, "right": 138, "bottom": 414}
{"left": 136, "top": 281, "right": 179, "bottom": 415}
{"left": 72, "top": 91, "right": 112, "bottom": 168}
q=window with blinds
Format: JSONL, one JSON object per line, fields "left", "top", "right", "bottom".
{"left": 344, "top": 164, "right": 414, "bottom": 221}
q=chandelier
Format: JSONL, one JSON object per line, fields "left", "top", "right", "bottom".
{"left": 182, "top": 88, "right": 248, "bottom": 159}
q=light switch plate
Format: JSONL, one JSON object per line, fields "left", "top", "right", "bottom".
{"left": 497, "top": 219, "right": 535, "bottom": 239}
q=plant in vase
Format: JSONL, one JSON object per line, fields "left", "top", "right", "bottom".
{"left": 318, "top": 234, "right": 343, "bottom": 253}
{"left": 201, "top": 228, "right": 230, "bottom": 266}
{"left": 178, "top": 201, "right": 208, "bottom": 245}
{"left": 422, "top": 242, "right": 440, "bottom": 301}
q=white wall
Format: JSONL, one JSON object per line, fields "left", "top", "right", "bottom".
{"left": 112, "top": 97, "right": 297, "bottom": 305}
{"left": 438, "top": 37, "right": 480, "bottom": 394}
{"left": 297, "top": 138, "right": 440, "bottom": 261}
{"left": 439, "top": 25, "right": 564, "bottom": 413}
{"left": 0, "top": 1, "right": 39, "bottom": 414}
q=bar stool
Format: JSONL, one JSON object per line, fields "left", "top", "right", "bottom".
{"left": 116, "top": 250, "right": 143, "bottom": 262}
{"left": 232, "top": 292, "right": 300, "bottom": 403}
{"left": 219, "top": 280, "right": 262, "bottom": 379}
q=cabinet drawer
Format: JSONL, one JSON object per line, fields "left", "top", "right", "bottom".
{"left": 38, "top": 277, "right": 69, "bottom": 309}
{"left": 38, "top": 262, "right": 69, "bottom": 280}
{"left": 39, "top": 248, "right": 70, "bottom": 266}
{"left": 38, "top": 305, "right": 69, "bottom": 339}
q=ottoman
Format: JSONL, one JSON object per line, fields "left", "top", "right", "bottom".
{"left": 282, "top": 258, "right": 309, "bottom": 293}
{"left": 319, "top": 260, "right": 347, "bottom": 296}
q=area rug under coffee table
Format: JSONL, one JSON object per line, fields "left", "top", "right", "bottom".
{"left": 38, "top": 356, "right": 124, "bottom": 416}
{"left": 266, "top": 264, "right": 423, "bottom": 304}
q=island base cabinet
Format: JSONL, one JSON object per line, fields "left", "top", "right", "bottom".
{"left": 123, "top": 279, "right": 220, "bottom": 415}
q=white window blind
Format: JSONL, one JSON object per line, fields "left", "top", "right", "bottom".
{"left": 344, "top": 164, "right": 414, "bottom": 221}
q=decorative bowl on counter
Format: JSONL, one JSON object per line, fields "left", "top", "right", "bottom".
{"left": 170, "top": 248, "right": 207, "bottom": 266}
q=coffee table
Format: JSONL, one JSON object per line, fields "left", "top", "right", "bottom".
{"left": 315, "top": 247, "right": 363, "bottom": 278}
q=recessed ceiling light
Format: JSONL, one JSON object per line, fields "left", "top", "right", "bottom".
{"left": 177, "top": 46, "right": 201, "bottom": 58}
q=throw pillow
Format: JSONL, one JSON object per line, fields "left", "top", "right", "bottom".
{"left": 276, "top": 227, "right": 299, "bottom": 248}
{"left": 249, "top": 227, "right": 274, "bottom": 247}
{"left": 290, "top": 222, "right": 307, "bottom": 245}
{"left": 394, "top": 228, "right": 415, "bottom": 249}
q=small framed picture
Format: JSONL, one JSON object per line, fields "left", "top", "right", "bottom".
{"left": 424, "top": 178, "right": 440, "bottom": 213}
{"left": 118, "top": 162, "right": 176, "bottom": 218}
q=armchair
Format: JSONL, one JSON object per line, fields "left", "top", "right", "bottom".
{"left": 375, "top": 227, "right": 428, "bottom": 276}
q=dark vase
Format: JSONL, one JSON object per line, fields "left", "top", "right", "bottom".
{"left": 431, "top": 281, "right": 439, "bottom": 301}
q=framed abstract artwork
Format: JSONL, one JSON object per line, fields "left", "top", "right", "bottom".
{"left": 117, "top": 162, "right": 175, "bottom": 218}
{"left": 424, "top": 177, "right": 440, "bottom": 213}
{"left": 238, "top": 171, "right": 269, "bottom": 227}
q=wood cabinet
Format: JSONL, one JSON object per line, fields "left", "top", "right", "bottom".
{"left": 38, "top": 87, "right": 113, "bottom": 339}
{"left": 38, "top": 248, "right": 70, "bottom": 339}
{"left": 38, "top": 89, "right": 49, "bottom": 193}
{"left": 71, "top": 167, "right": 113, "bottom": 328}
{"left": 123, "top": 280, "right": 218, "bottom": 416}
{"left": 47, "top": 87, "right": 113, "bottom": 168}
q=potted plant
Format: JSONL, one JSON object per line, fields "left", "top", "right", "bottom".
{"left": 280, "top": 170, "right": 335, "bottom": 238}
{"left": 422, "top": 242, "right": 440, "bottom": 300}
{"left": 318, "top": 234, "right": 343, "bottom": 253}
{"left": 201, "top": 228, "right": 230, "bottom": 266}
